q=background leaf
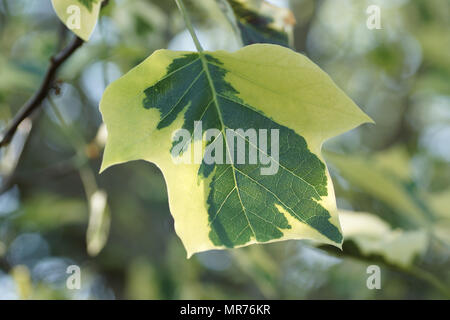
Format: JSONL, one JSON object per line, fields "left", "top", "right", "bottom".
{"left": 223, "top": 0, "right": 296, "bottom": 47}
{"left": 339, "top": 210, "right": 429, "bottom": 268}
{"left": 51, "top": 0, "right": 102, "bottom": 41}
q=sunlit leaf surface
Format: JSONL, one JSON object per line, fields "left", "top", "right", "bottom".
{"left": 100, "top": 44, "right": 370, "bottom": 256}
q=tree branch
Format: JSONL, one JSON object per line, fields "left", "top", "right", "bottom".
{"left": 0, "top": 35, "right": 84, "bottom": 148}
{"left": 0, "top": 0, "right": 111, "bottom": 149}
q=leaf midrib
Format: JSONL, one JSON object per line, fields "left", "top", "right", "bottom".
{"left": 198, "top": 52, "right": 257, "bottom": 239}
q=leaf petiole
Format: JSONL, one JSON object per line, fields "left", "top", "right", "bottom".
{"left": 174, "top": 0, "right": 204, "bottom": 53}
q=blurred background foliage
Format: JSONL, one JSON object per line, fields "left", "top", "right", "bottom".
{"left": 0, "top": 0, "right": 449, "bottom": 299}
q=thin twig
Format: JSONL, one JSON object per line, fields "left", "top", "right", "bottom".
{"left": 0, "top": 35, "right": 84, "bottom": 148}
{"left": 175, "top": 0, "right": 204, "bottom": 52}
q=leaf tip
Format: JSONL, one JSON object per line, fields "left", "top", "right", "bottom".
{"left": 99, "top": 150, "right": 114, "bottom": 174}
{"left": 98, "top": 163, "right": 108, "bottom": 174}
{"left": 363, "top": 112, "right": 376, "bottom": 125}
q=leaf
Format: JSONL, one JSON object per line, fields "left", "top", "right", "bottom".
{"left": 340, "top": 210, "right": 429, "bottom": 268}
{"left": 86, "top": 189, "right": 111, "bottom": 256}
{"left": 51, "top": 0, "right": 102, "bottom": 41}
{"left": 328, "top": 148, "right": 450, "bottom": 248}
{"left": 100, "top": 44, "right": 371, "bottom": 257}
{"left": 225, "top": 0, "right": 296, "bottom": 47}
{"left": 326, "top": 148, "right": 434, "bottom": 227}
